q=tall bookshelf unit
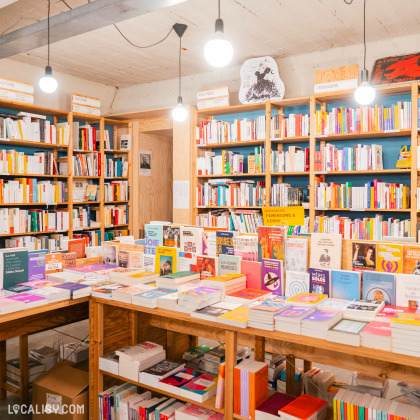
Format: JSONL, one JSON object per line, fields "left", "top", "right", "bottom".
{"left": 0, "top": 100, "right": 132, "bottom": 249}
{"left": 193, "top": 82, "right": 420, "bottom": 238}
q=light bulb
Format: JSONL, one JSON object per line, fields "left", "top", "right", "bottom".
{"left": 204, "top": 19, "right": 233, "bottom": 68}
{"left": 172, "top": 100, "right": 188, "bottom": 122}
{"left": 39, "top": 65, "right": 57, "bottom": 93}
{"left": 355, "top": 81, "right": 376, "bottom": 105}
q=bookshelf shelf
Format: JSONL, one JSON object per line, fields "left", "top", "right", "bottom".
{"left": 104, "top": 149, "right": 129, "bottom": 154}
{"left": 197, "top": 173, "right": 265, "bottom": 178}
{"left": 315, "top": 207, "right": 411, "bottom": 212}
{"left": 73, "top": 226, "right": 101, "bottom": 232}
{"left": 197, "top": 140, "right": 265, "bottom": 149}
{"left": 105, "top": 223, "right": 129, "bottom": 228}
{"left": 104, "top": 200, "right": 129, "bottom": 204}
{"left": 315, "top": 169, "right": 411, "bottom": 175}
{"left": 72, "top": 176, "right": 101, "bottom": 179}
{"left": 197, "top": 206, "right": 263, "bottom": 210}
{"left": 271, "top": 171, "right": 309, "bottom": 176}
{"left": 99, "top": 370, "right": 223, "bottom": 414}
{"left": 0, "top": 173, "right": 69, "bottom": 178}
{"left": 0, "top": 229, "right": 69, "bottom": 237}
{"left": 104, "top": 177, "right": 129, "bottom": 180}
{"left": 0, "top": 139, "right": 67, "bottom": 149}
{"left": 315, "top": 129, "right": 412, "bottom": 141}
{"left": 198, "top": 102, "right": 266, "bottom": 116}
{"left": 270, "top": 135, "right": 310, "bottom": 143}
{"left": 73, "top": 149, "right": 99, "bottom": 153}
{"left": 74, "top": 201, "right": 101, "bottom": 205}
{"left": 0, "top": 202, "right": 68, "bottom": 206}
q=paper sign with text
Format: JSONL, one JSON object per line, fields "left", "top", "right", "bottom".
{"left": 262, "top": 206, "right": 305, "bottom": 227}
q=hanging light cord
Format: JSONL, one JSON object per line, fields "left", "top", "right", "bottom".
{"left": 218, "top": 0, "right": 221, "bottom": 19}
{"left": 178, "top": 35, "right": 182, "bottom": 98}
{"left": 47, "top": 0, "right": 51, "bottom": 65}
{"left": 60, "top": 0, "right": 174, "bottom": 49}
{"left": 363, "top": 0, "right": 366, "bottom": 70}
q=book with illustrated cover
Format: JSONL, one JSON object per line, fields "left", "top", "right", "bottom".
{"left": 178, "top": 251, "right": 197, "bottom": 272}
{"left": 196, "top": 255, "right": 218, "bottom": 279}
{"left": 286, "top": 292, "right": 327, "bottom": 306}
{"left": 285, "top": 237, "right": 308, "bottom": 272}
{"left": 258, "top": 226, "right": 284, "bottom": 261}
{"left": 377, "top": 243, "right": 403, "bottom": 273}
{"left": 203, "top": 231, "right": 217, "bottom": 256}
{"left": 28, "top": 250, "right": 47, "bottom": 282}
{"left": 343, "top": 299, "right": 385, "bottom": 321}
{"left": 308, "top": 267, "right": 331, "bottom": 296}
{"left": 395, "top": 273, "right": 420, "bottom": 308}
{"left": 140, "top": 359, "right": 185, "bottom": 378}
{"left": 310, "top": 233, "right": 342, "bottom": 270}
{"left": 284, "top": 270, "right": 309, "bottom": 297}
{"left": 216, "top": 231, "right": 236, "bottom": 255}
{"left": 156, "top": 246, "right": 177, "bottom": 276}
{"left": 278, "top": 394, "right": 327, "bottom": 419}
{"left": 144, "top": 224, "right": 163, "bottom": 255}
{"left": 226, "top": 288, "right": 271, "bottom": 302}
{"left": 376, "top": 305, "right": 418, "bottom": 323}
{"left": 261, "top": 258, "right": 283, "bottom": 295}
{"left": 158, "top": 369, "right": 203, "bottom": 395}
{"left": 331, "top": 269, "right": 361, "bottom": 301}
{"left": 163, "top": 225, "right": 181, "bottom": 248}
{"left": 217, "top": 307, "right": 249, "bottom": 328}
{"left": 67, "top": 238, "right": 86, "bottom": 259}
{"left": 403, "top": 244, "right": 420, "bottom": 275}
{"left": 191, "top": 302, "right": 241, "bottom": 321}
{"left": 218, "top": 254, "right": 242, "bottom": 275}
{"left": 65, "top": 263, "right": 118, "bottom": 273}
{"left": 179, "top": 373, "right": 218, "bottom": 402}
{"left": 362, "top": 271, "right": 395, "bottom": 305}
{"left": 183, "top": 345, "right": 211, "bottom": 361}
{"left": 45, "top": 253, "right": 63, "bottom": 275}
{"left": 180, "top": 226, "right": 203, "bottom": 254}
{"left": 62, "top": 252, "right": 77, "bottom": 269}
{"left": 1, "top": 248, "right": 28, "bottom": 291}
{"left": 352, "top": 242, "right": 376, "bottom": 271}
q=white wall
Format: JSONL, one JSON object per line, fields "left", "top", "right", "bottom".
{"left": 0, "top": 58, "right": 116, "bottom": 114}
{"left": 111, "top": 32, "right": 420, "bottom": 114}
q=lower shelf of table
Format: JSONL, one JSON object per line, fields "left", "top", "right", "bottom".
{"left": 99, "top": 370, "right": 223, "bottom": 414}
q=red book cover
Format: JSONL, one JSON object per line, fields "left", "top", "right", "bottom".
{"left": 68, "top": 238, "right": 86, "bottom": 259}
{"left": 92, "top": 127, "right": 97, "bottom": 150}
{"left": 278, "top": 394, "right": 327, "bottom": 419}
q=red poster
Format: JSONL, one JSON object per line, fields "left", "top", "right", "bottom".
{"left": 371, "top": 53, "right": 420, "bottom": 85}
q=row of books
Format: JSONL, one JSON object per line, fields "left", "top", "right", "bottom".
{"left": 104, "top": 229, "right": 128, "bottom": 241}
{"left": 196, "top": 210, "right": 263, "bottom": 234}
{"left": 0, "top": 114, "right": 69, "bottom": 145}
{"left": 104, "top": 204, "right": 129, "bottom": 227}
{"left": 315, "top": 101, "right": 412, "bottom": 136}
{"left": 0, "top": 179, "right": 67, "bottom": 204}
{"left": 73, "top": 205, "right": 100, "bottom": 229}
{"left": 197, "top": 151, "right": 245, "bottom": 175}
{"left": 270, "top": 113, "right": 310, "bottom": 139}
{"left": 270, "top": 147, "right": 309, "bottom": 173}
{"left": 72, "top": 122, "right": 97, "bottom": 151}
{"left": 104, "top": 181, "right": 129, "bottom": 202}
{"left": 73, "top": 153, "right": 101, "bottom": 177}
{"left": 0, "top": 208, "right": 70, "bottom": 234}
{"left": 196, "top": 117, "right": 266, "bottom": 145}
{"left": 314, "top": 214, "right": 411, "bottom": 240}
{"left": 315, "top": 180, "right": 410, "bottom": 210}
{"left": 196, "top": 180, "right": 266, "bottom": 207}
{"left": 5, "top": 234, "right": 68, "bottom": 252}
{"left": 314, "top": 143, "right": 383, "bottom": 172}
{"left": 270, "top": 183, "right": 304, "bottom": 207}
{"left": 0, "top": 149, "right": 56, "bottom": 175}
{"left": 105, "top": 156, "right": 129, "bottom": 178}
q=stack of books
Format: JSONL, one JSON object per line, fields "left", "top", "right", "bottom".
{"left": 265, "top": 353, "right": 285, "bottom": 389}
{"left": 326, "top": 319, "right": 368, "bottom": 346}
{"left": 6, "top": 357, "right": 45, "bottom": 389}
{"left": 111, "top": 284, "right": 155, "bottom": 304}
{"left": 343, "top": 300, "right": 385, "bottom": 321}
{"left": 201, "top": 273, "right": 246, "bottom": 298}
{"left": 347, "top": 372, "right": 389, "bottom": 398}
{"left": 276, "top": 368, "right": 303, "bottom": 396}
{"left": 391, "top": 313, "right": 420, "bottom": 357}
{"left": 29, "top": 345, "right": 58, "bottom": 371}
{"left": 191, "top": 301, "right": 241, "bottom": 322}
{"left": 274, "top": 306, "right": 315, "bottom": 334}
{"left": 216, "top": 306, "right": 249, "bottom": 328}
{"left": 116, "top": 342, "right": 166, "bottom": 382}
{"left": 99, "top": 351, "right": 119, "bottom": 376}
{"left": 27, "top": 286, "right": 71, "bottom": 303}
{"left": 360, "top": 321, "right": 392, "bottom": 351}
{"left": 132, "top": 288, "right": 176, "bottom": 308}
{"left": 176, "top": 287, "right": 221, "bottom": 313}
{"left": 302, "top": 367, "right": 335, "bottom": 399}
{"left": 178, "top": 372, "right": 218, "bottom": 402}
{"left": 158, "top": 368, "right": 203, "bottom": 396}
{"left": 156, "top": 271, "right": 200, "bottom": 289}
{"left": 174, "top": 403, "right": 223, "bottom": 420}
{"left": 277, "top": 394, "right": 328, "bottom": 420}
{"left": 182, "top": 345, "right": 211, "bottom": 361}
{"left": 248, "top": 296, "right": 290, "bottom": 331}
{"left": 139, "top": 359, "right": 185, "bottom": 387}
{"left": 225, "top": 288, "right": 272, "bottom": 306}
{"left": 60, "top": 341, "right": 89, "bottom": 363}
{"left": 53, "top": 282, "right": 92, "bottom": 299}
{"left": 301, "top": 309, "right": 342, "bottom": 339}
{"left": 91, "top": 283, "right": 126, "bottom": 300}
{"left": 255, "top": 392, "right": 296, "bottom": 420}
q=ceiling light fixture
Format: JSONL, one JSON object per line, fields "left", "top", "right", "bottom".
{"left": 172, "top": 23, "right": 188, "bottom": 123}
{"left": 39, "top": 0, "right": 58, "bottom": 94}
{"left": 355, "top": 0, "right": 375, "bottom": 105}
{"left": 204, "top": 0, "right": 233, "bottom": 68}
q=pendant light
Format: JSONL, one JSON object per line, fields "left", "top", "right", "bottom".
{"left": 39, "top": 0, "right": 58, "bottom": 94}
{"left": 355, "top": 0, "right": 375, "bottom": 105}
{"left": 204, "top": 0, "right": 233, "bottom": 68}
{"left": 172, "top": 23, "right": 188, "bottom": 123}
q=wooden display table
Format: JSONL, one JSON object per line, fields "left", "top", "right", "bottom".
{"left": 89, "top": 297, "right": 420, "bottom": 420}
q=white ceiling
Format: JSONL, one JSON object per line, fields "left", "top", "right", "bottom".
{"left": 2, "top": 0, "right": 420, "bottom": 87}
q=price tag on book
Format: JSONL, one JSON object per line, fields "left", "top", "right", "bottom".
{"left": 262, "top": 206, "right": 305, "bottom": 226}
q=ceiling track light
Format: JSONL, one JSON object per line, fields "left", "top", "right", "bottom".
{"left": 39, "top": 0, "right": 57, "bottom": 94}
{"left": 204, "top": 0, "right": 233, "bottom": 68}
{"left": 355, "top": 0, "right": 375, "bottom": 105}
{"left": 172, "top": 23, "right": 188, "bottom": 123}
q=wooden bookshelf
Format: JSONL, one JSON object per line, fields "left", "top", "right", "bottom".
{"left": 192, "top": 82, "right": 420, "bottom": 237}
{"left": 0, "top": 99, "right": 133, "bottom": 248}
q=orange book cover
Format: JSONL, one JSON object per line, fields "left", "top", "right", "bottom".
{"left": 403, "top": 245, "right": 420, "bottom": 275}
{"left": 45, "top": 253, "right": 63, "bottom": 274}
{"left": 68, "top": 238, "right": 86, "bottom": 259}
{"left": 249, "top": 364, "right": 268, "bottom": 419}
{"left": 233, "top": 365, "right": 241, "bottom": 415}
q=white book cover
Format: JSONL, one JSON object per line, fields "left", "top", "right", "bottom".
{"left": 180, "top": 226, "right": 204, "bottom": 255}
{"left": 285, "top": 270, "right": 310, "bottom": 297}
{"left": 396, "top": 273, "right": 420, "bottom": 307}
{"left": 310, "top": 233, "right": 342, "bottom": 270}
{"left": 285, "top": 237, "right": 308, "bottom": 272}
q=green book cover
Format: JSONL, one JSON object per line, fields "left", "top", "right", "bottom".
{"left": 2, "top": 249, "right": 29, "bottom": 290}
{"left": 161, "top": 271, "right": 196, "bottom": 279}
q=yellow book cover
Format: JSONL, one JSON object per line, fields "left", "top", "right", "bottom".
{"left": 394, "top": 104, "right": 399, "bottom": 129}
{"left": 156, "top": 246, "right": 177, "bottom": 275}
{"left": 286, "top": 292, "right": 327, "bottom": 306}
{"left": 54, "top": 185, "right": 59, "bottom": 203}
{"left": 7, "top": 154, "right": 12, "bottom": 173}
{"left": 24, "top": 155, "right": 27, "bottom": 174}
{"left": 370, "top": 187, "right": 374, "bottom": 209}
{"left": 17, "top": 120, "right": 23, "bottom": 140}
{"left": 205, "top": 273, "right": 244, "bottom": 283}
{"left": 15, "top": 178, "right": 27, "bottom": 203}
{"left": 391, "top": 313, "right": 420, "bottom": 326}
{"left": 217, "top": 306, "right": 249, "bottom": 323}
{"left": 377, "top": 243, "right": 403, "bottom": 273}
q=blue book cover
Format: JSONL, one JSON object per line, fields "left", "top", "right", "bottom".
{"left": 216, "top": 231, "right": 235, "bottom": 256}
{"left": 362, "top": 271, "right": 395, "bottom": 305}
{"left": 28, "top": 249, "right": 47, "bottom": 282}
{"left": 331, "top": 269, "right": 361, "bottom": 301}
{"left": 145, "top": 224, "right": 163, "bottom": 255}
{"left": 219, "top": 254, "right": 241, "bottom": 275}
{"left": 308, "top": 267, "right": 331, "bottom": 297}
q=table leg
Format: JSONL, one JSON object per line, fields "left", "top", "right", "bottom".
{"left": 254, "top": 336, "right": 265, "bottom": 362}
{"left": 19, "top": 335, "right": 29, "bottom": 404}
{"left": 286, "top": 355, "right": 296, "bottom": 396}
{"left": 0, "top": 340, "right": 6, "bottom": 399}
{"left": 225, "top": 330, "right": 237, "bottom": 420}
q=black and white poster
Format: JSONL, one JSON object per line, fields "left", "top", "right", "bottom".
{"left": 139, "top": 150, "right": 151, "bottom": 176}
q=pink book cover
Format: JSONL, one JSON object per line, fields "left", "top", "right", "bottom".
{"left": 376, "top": 305, "right": 418, "bottom": 321}
{"left": 241, "top": 260, "right": 262, "bottom": 289}
{"left": 0, "top": 296, "right": 21, "bottom": 308}
{"left": 361, "top": 321, "right": 391, "bottom": 337}
{"left": 176, "top": 404, "right": 210, "bottom": 417}
{"left": 66, "top": 263, "right": 118, "bottom": 273}
{"left": 6, "top": 293, "right": 47, "bottom": 304}
{"left": 18, "top": 280, "right": 59, "bottom": 289}
{"left": 227, "top": 288, "right": 270, "bottom": 301}
{"left": 181, "top": 373, "right": 217, "bottom": 395}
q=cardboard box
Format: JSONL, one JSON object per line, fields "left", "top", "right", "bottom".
{"left": 33, "top": 364, "right": 88, "bottom": 420}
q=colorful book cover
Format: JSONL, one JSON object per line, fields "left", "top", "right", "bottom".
{"left": 177, "top": 251, "right": 197, "bottom": 272}
{"left": 274, "top": 306, "right": 314, "bottom": 320}
{"left": 2, "top": 249, "right": 29, "bottom": 291}
{"left": 377, "top": 243, "right": 403, "bottom": 273}
{"left": 227, "top": 288, "right": 271, "bottom": 301}
{"left": 395, "top": 273, "right": 420, "bottom": 308}
{"left": 362, "top": 271, "right": 396, "bottom": 305}
{"left": 331, "top": 270, "right": 361, "bottom": 301}
{"left": 285, "top": 237, "right": 308, "bottom": 272}
{"left": 193, "top": 302, "right": 240, "bottom": 318}
{"left": 65, "top": 263, "right": 118, "bottom": 273}
{"left": 203, "top": 231, "right": 217, "bottom": 256}
{"left": 258, "top": 226, "right": 284, "bottom": 261}
{"left": 196, "top": 255, "right": 218, "bottom": 279}
{"left": 54, "top": 282, "right": 90, "bottom": 298}
{"left": 218, "top": 254, "right": 241, "bottom": 275}
{"left": 302, "top": 309, "right": 341, "bottom": 323}
{"left": 134, "top": 288, "right": 176, "bottom": 300}
{"left": 180, "top": 373, "right": 218, "bottom": 395}
{"left": 241, "top": 260, "right": 262, "bottom": 289}
{"left": 180, "top": 226, "right": 203, "bottom": 254}
{"left": 118, "top": 251, "right": 129, "bottom": 268}
{"left": 376, "top": 305, "right": 418, "bottom": 322}
{"left": 179, "top": 287, "right": 219, "bottom": 298}
{"left": 103, "top": 244, "right": 117, "bottom": 265}
{"left": 250, "top": 296, "right": 290, "bottom": 312}
{"left": 67, "top": 238, "right": 86, "bottom": 259}
{"left": 286, "top": 292, "right": 327, "bottom": 306}
{"left": 352, "top": 242, "right": 376, "bottom": 271}
{"left": 261, "top": 258, "right": 283, "bottom": 295}
{"left": 145, "top": 224, "right": 163, "bottom": 255}
{"left": 28, "top": 250, "right": 47, "bottom": 282}
{"left": 309, "top": 233, "right": 342, "bottom": 270}
{"left": 216, "top": 231, "right": 235, "bottom": 256}
{"left": 360, "top": 321, "right": 391, "bottom": 337}
{"left": 284, "top": 270, "right": 309, "bottom": 297}
{"left": 308, "top": 267, "right": 331, "bottom": 296}
{"left": 62, "top": 252, "right": 77, "bottom": 269}
{"left": 159, "top": 369, "right": 202, "bottom": 388}
{"left": 217, "top": 307, "right": 249, "bottom": 323}
{"left": 6, "top": 292, "right": 46, "bottom": 305}
{"left": 19, "top": 280, "right": 59, "bottom": 288}
{"left": 156, "top": 246, "right": 177, "bottom": 276}
{"left": 163, "top": 225, "right": 181, "bottom": 248}
{"left": 403, "top": 245, "right": 420, "bottom": 275}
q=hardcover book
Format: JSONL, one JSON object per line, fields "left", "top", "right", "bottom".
{"left": 144, "top": 224, "right": 163, "bottom": 255}
{"left": 308, "top": 267, "right": 331, "bottom": 296}
{"left": 216, "top": 231, "right": 236, "bottom": 255}
{"left": 180, "top": 226, "right": 203, "bottom": 254}
{"left": 403, "top": 245, "right": 420, "bottom": 275}
{"left": 156, "top": 246, "right": 177, "bottom": 276}
{"left": 309, "top": 233, "right": 342, "bottom": 270}
{"left": 218, "top": 254, "right": 242, "bottom": 275}
{"left": 395, "top": 273, "right": 420, "bottom": 307}
{"left": 196, "top": 255, "right": 218, "bottom": 279}
{"left": 1, "top": 248, "right": 29, "bottom": 291}
{"left": 163, "top": 225, "right": 181, "bottom": 248}
{"left": 331, "top": 269, "right": 361, "bottom": 301}
{"left": 285, "top": 237, "right": 308, "bottom": 272}
{"left": 241, "top": 260, "right": 262, "bottom": 289}
{"left": 203, "top": 231, "right": 217, "bottom": 256}
{"left": 284, "top": 270, "right": 310, "bottom": 297}
{"left": 352, "top": 242, "right": 376, "bottom": 271}
{"left": 377, "top": 243, "right": 403, "bottom": 273}
{"left": 28, "top": 250, "right": 47, "bottom": 282}
{"left": 362, "top": 271, "right": 396, "bottom": 305}
{"left": 67, "top": 238, "right": 86, "bottom": 259}
{"left": 261, "top": 258, "right": 283, "bottom": 295}
{"left": 258, "top": 226, "right": 284, "bottom": 261}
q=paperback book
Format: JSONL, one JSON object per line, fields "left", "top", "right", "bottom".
{"left": 196, "top": 255, "right": 218, "bottom": 279}
{"left": 216, "top": 231, "right": 236, "bottom": 255}
{"left": 395, "top": 273, "right": 420, "bottom": 307}
{"left": 28, "top": 250, "right": 47, "bottom": 282}
{"left": 218, "top": 254, "right": 241, "bottom": 275}
{"left": 308, "top": 267, "right": 331, "bottom": 296}
{"left": 285, "top": 237, "right": 308, "bottom": 272}
{"left": 258, "top": 226, "right": 284, "bottom": 261}
{"left": 240, "top": 260, "right": 262, "bottom": 289}
{"left": 163, "top": 225, "right": 180, "bottom": 248}
{"left": 310, "top": 233, "right": 342, "bottom": 270}
{"left": 180, "top": 226, "right": 203, "bottom": 254}
{"left": 352, "top": 242, "right": 376, "bottom": 271}
{"left": 144, "top": 224, "right": 163, "bottom": 255}
{"left": 362, "top": 271, "right": 396, "bottom": 305}
{"left": 261, "top": 258, "right": 283, "bottom": 295}
{"left": 0, "top": 248, "right": 29, "bottom": 291}
{"left": 156, "top": 246, "right": 177, "bottom": 276}
{"left": 331, "top": 269, "right": 361, "bottom": 301}
{"left": 377, "top": 243, "right": 403, "bottom": 273}
{"left": 203, "top": 231, "right": 217, "bottom": 256}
